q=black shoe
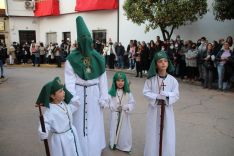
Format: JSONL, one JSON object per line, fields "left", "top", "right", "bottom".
{"left": 1, "top": 76, "right": 4, "bottom": 79}
{"left": 135, "top": 75, "right": 139, "bottom": 77}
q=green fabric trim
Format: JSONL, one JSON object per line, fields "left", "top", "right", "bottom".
{"left": 67, "top": 49, "right": 105, "bottom": 80}
{"left": 36, "top": 77, "right": 73, "bottom": 108}
{"left": 147, "top": 51, "right": 175, "bottom": 79}
{"left": 109, "top": 71, "right": 130, "bottom": 97}
{"left": 66, "top": 16, "right": 105, "bottom": 80}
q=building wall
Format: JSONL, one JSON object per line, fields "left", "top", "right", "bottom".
{"left": 0, "top": 17, "right": 10, "bottom": 47}
{"left": 38, "top": 10, "right": 117, "bottom": 45}
{"left": 8, "top": 17, "right": 39, "bottom": 43}
{"left": 6, "top": 0, "right": 34, "bottom": 16}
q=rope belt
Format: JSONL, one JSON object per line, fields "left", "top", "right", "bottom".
{"left": 52, "top": 128, "right": 71, "bottom": 134}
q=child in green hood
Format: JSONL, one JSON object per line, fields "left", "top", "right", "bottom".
{"left": 36, "top": 77, "right": 83, "bottom": 156}
{"left": 143, "top": 51, "right": 179, "bottom": 156}
{"left": 108, "top": 71, "right": 135, "bottom": 153}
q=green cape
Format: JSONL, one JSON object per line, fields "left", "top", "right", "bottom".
{"left": 147, "top": 51, "right": 175, "bottom": 79}
{"left": 66, "top": 16, "right": 105, "bottom": 80}
{"left": 36, "top": 77, "right": 73, "bottom": 108}
{"left": 109, "top": 71, "right": 130, "bottom": 97}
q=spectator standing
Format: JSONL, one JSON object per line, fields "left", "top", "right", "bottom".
{"left": 30, "top": 41, "right": 37, "bottom": 66}
{"left": 128, "top": 41, "right": 136, "bottom": 70}
{"left": 8, "top": 44, "right": 15, "bottom": 65}
{"left": 34, "top": 43, "right": 40, "bottom": 67}
{"left": 203, "top": 43, "right": 216, "bottom": 89}
{"left": 149, "top": 40, "right": 156, "bottom": 64}
{"left": 115, "top": 42, "right": 125, "bottom": 69}
{"left": 135, "top": 44, "right": 142, "bottom": 77}
{"left": 197, "top": 37, "right": 207, "bottom": 81}
{"left": 39, "top": 42, "right": 46, "bottom": 64}
{"left": 185, "top": 43, "right": 198, "bottom": 82}
{"left": 0, "top": 45, "right": 7, "bottom": 78}
{"left": 54, "top": 44, "right": 62, "bottom": 68}
{"left": 216, "top": 42, "right": 233, "bottom": 91}
{"left": 141, "top": 41, "right": 150, "bottom": 73}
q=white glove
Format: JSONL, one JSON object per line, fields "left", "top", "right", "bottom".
{"left": 100, "top": 102, "right": 108, "bottom": 109}
{"left": 160, "top": 91, "right": 169, "bottom": 97}
{"left": 109, "top": 104, "right": 115, "bottom": 111}
{"left": 207, "top": 55, "right": 211, "bottom": 59}
{"left": 38, "top": 130, "right": 49, "bottom": 140}
{"left": 157, "top": 95, "right": 167, "bottom": 101}
{"left": 71, "top": 96, "right": 80, "bottom": 106}
{"left": 211, "top": 55, "right": 215, "bottom": 61}
{"left": 122, "top": 105, "right": 129, "bottom": 111}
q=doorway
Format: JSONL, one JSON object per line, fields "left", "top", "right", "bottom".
{"left": 19, "top": 30, "right": 36, "bottom": 45}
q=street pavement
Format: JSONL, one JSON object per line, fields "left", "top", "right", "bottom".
{"left": 0, "top": 65, "right": 233, "bottom": 156}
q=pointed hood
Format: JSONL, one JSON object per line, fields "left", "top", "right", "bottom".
{"left": 66, "top": 16, "right": 105, "bottom": 80}
{"left": 76, "top": 16, "right": 92, "bottom": 56}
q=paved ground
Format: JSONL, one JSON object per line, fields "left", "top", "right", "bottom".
{"left": 0, "top": 65, "right": 233, "bottom": 156}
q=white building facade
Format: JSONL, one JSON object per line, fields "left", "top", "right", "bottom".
{"left": 4, "top": 0, "right": 234, "bottom": 48}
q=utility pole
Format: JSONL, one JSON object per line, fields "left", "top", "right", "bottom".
{"left": 117, "top": 0, "right": 119, "bottom": 43}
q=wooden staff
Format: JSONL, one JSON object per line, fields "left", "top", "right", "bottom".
{"left": 159, "top": 81, "right": 166, "bottom": 156}
{"left": 37, "top": 104, "right": 50, "bottom": 156}
{"left": 113, "top": 109, "right": 124, "bottom": 149}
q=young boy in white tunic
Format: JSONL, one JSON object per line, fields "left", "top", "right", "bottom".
{"left": 36, "top": 77, "right": 83, "bottom": 156}
{"left": 143, "top": 51, "right": 179, "bottom": 156}
{"left": 108, "top": 71, "right": 135, "bottom": 153}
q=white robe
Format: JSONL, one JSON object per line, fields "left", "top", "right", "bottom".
{"left": 109, "top": 89, "right": 135, "bottom": 152}
{"left": 143, "top": 74, "right": 179, "bottom": 156}
{"left": 64, "top": 61, "right": 109, "bottom": 156}
{"left": 39, "top": 102, "right": 83, "bottom": 156}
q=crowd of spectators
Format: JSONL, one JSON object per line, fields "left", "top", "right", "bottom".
{"left": 96, "top": 35, "right": 234, "bottom": 91}
{"left": 1, "top": 35, "right": 233, "bottom": 91}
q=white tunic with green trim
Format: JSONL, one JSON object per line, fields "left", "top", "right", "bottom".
{"left": 39, "top": 102, "right": 83, "bottom": 156}
{"left": 109, "top": 89, "right": 135, "bottom": 152}
{"left": 64, "top": 61, "right": 109, "bottom": 156}
{"left": 143, "top": 74, "right": 179, "bottom": 156}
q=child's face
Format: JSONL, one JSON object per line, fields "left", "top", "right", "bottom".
{"left": 116, "top": 79, "right": 124, "bottom": 89}
{"left": 50, "top": 89, "right": 65, "bottom": 103}
{"left": 156, "top": 58, "right": 168, "bottom": 71}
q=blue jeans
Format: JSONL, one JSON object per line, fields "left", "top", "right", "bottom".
{"left": 129, "top": 58, "right": 135, "bottom": 69}
{"left": 217, "top": 63, "right": 227, "bottom": 90}
{"left": 0, "top": 60, "right": 3, "bottom": 77}
{"left": 35, "top": 56, "right": 40, "bottom": 66}
{"left": 117, "top": 55, "right": 123, "bottom": 68}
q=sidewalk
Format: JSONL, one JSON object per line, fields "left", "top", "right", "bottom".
{"left": 6, "top": 63, "right": 58, "bottom": 68}
{"left": 2, "top": 63, "right": 202, "bottom": 87}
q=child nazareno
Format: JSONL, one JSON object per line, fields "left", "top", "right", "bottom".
{"left": 143, "top": 51, "right": 179, "bottom": 156}
{"left": 36, "top": 77, "right": 83, "bottom": 156}
{"left": 108, "top": 71, "right": 135, "bottom": 153}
